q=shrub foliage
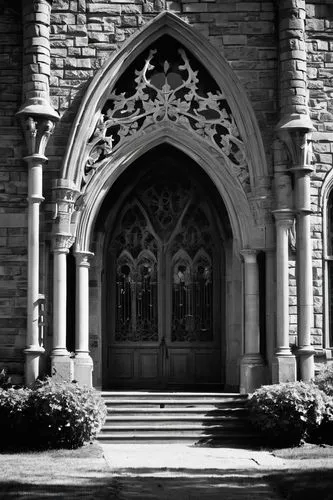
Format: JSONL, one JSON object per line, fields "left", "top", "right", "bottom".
{"left": 248, "top": 381, "right": 330, "bottom": 447}
{"left": 0, "top": 379, "right": 107, "bottom": 450}
{"left": 28, "top": 379, "right": 107, "bottom": 449}
{"left": 314, "top": 365, "right": 333, "bottom": 397}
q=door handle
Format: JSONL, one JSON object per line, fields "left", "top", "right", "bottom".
{"left": 160, "top": 336, "right": 169, "bottom": 359}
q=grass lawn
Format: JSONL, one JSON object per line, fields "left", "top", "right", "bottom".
{"left": 1, "top": 442, "right": 333, "bottom": 499}
{"left": 268, "top": 444, "right": 333, "bottom": 500}
{"left": 272, "top": 443, "right": 333, "bottom": 460}
{"left": 0, "top": 442, "right": 116, "bottom": 499}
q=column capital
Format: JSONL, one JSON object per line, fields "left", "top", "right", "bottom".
{"left": 18, "top": 115, "right": 57, "bottom": 157}
{"left": 74, "top": 250, "right": 94, "bottom": 267}
{"left": 52, "top": 180, "right": 81, "bottom": 242}
{"left": 276, "top": 126, "right": 314, "bottom": 170}
{"left": 272, "top": 209, "right": 295, "bottom": 226}
{"left": 289, "top": 164, "right": 314, "bottom": 176}
{"left": 240, "top": 249, "right": 258, "bottom": 263}
{"left": 23, "top": 154, "right": 48, "bottom": 165}
{"left": 52, "top": 233, "right": 74, "bottom": 253}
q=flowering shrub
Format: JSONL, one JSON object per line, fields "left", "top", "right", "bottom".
{"left": 314, "top": 365, "right": 333, "bottom": 397}
{"left": 0, "top": 379, "right": 107, "bottom": 450}
{"left": 248, "top": 382, "right": 330, "bottom": 447}
{"left": 0, "top": 387, "right": 31, "bottom": 448}
{"left": 28, "top": 379, "right": 107, "bottom": 449}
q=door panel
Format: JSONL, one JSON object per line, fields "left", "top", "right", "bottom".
{"left": 105, "top": 160, "right": 223, "bottom": 389}
{"left": 109, "top": 349, "right": 134, "bottom": 380}
{"left": 138, "top": 350, "right": 160, "bottom": 380}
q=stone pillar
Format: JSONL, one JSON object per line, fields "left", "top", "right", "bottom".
{"left": 18, "top": 117, "right": 58, "bottom": 384}
{"left": 17, "top": 0, "right": 59, "bottom": 384}
{"left": 293, "top": 162, "right": 315, "bottom": 380}
{"left": 51, "top": 236, "right": 73, "bottom": 380}
{"left": 20, "top": 0, "right": 56, "bottom": 119}
{"left": 276, "top": 0, "right": 315, "bottom": 381}
{"left": 240, "top": 250, "right": 266, "bottom": 393}
{"left": 74, "top": 251, "right": 94, "bottom": 387}
{"left": 51, "top": 181, "right": 80, "bottom": 381}
{"left": 272, "top": 210, "right": 297, "bottom": 382}
{"left": 277, "top": 0, "right": 309, "bottom": 123}
{"left": 24, "top": 152, "right": 45, "bottom": 384}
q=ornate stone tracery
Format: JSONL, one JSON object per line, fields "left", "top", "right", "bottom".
{"left": 84, "top": 43, "right": 247, "bottom": 188}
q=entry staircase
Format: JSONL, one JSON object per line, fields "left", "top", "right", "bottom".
{"left": 97, "top": 391, "right": 259, "bottom": 444}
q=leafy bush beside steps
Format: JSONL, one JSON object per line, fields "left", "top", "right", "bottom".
{"left": 248, "top": 381, "right": 333, "bottom": 447}
{"left": 0, "top": 378, "right": 107, "bottom": 450}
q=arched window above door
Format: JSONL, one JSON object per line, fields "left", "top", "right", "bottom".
{"left": 85, "top": 36, "right": 247, "bottom": 189}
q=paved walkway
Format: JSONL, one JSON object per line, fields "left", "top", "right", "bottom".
{"left": 102, "top": 443, "right": 285, "bottom": 474}
{"left": 100, "top": 443, "right": 287, "bottom": 499}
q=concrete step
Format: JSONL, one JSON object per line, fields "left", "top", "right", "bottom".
{"left": 107, "top": 406, "right": 248, "bottom": 419}
{"left": 104, "top": 416, "right": 249, "bottom": 426}
{"left": 98, "top": 431, "right": 257, "bottom": 442}
{"left": 102, "top": 420, "right": 250, "bottom": 430}
{"left": 97, "top": 391, "right": 255, "bottom": 444}
{"left": 102, "top": 399, "right": 247, "bottom": 408}
{"left": 101, "top": 391, "right": 247, "bottom": 398}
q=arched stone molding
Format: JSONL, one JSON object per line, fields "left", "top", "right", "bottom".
{"left": 320, "top": 168, "right": 333, "bottom": 242}
{"left": 73, "top": 125, "right": 258, "bottom": 254}
{"left": 60, "top": 11, "right": 268, "bottom": 193}
{"left": 320, "top": 169, "right": 333, "bottom": 352}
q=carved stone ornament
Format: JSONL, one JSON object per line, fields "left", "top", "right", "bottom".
{"left": 52, "top": 186, "right": 81, "bottom": 241}
{"left": 277, "top": 129, "right": 313, "bottom": 169}
{"left": 53, "top": 233, "right": 75, "bottom": 252}
{"left": 23, "top": 116, "right": 56, "bottom": 157}
{"left": 84, "top": 45, "right": 247, "bottom": 187}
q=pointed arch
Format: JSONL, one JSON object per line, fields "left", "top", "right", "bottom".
{"left": 61, "top": 11, "right": 267, "bottom": 189}
{"left": 74, "top": 127, "right": 254, "bottom": 252}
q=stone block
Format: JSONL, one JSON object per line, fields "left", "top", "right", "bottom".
{"left": 223, "top": 34, "right": 247, "bottom": 45}
{"left": 306, "top": 19, "right": 325, "bottom": 32}
{"left": 272, "top": 355, "right": 296, "bottom": 384}
{"left": 51, "top": 13, "right": 76, "bottom": 24}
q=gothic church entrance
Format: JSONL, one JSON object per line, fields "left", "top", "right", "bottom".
{"left": 102, "top": 146, "right": 229, "bottom": 389}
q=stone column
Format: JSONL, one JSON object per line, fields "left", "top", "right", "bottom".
{"left": 51, "top": 236, "right": 73, "bottom": 380}
{"left": 240, "top": 250, "right": 266, "bottom": 393}
{"left": 272, "top": 210, "right": 297, "bottom": 382}
{"left": 74, "top": 251, "right": 94, "bottom": 387}
{"left": 293, "top": 162, "right": 315, "bottom": 380}
{"left": 276, "top": 0, "right": 315, "bottom": 381}
{"left": 51, "top": 181, "right": 79, "bottom": 381}
{"left": 18, "top": 117, "right": 58, "bottom": 384}
{"left": 24, "top": 152, "right": 45, "bottom": 384}
{"left": 17, "top": 0, "right": 59, "bottom": 384}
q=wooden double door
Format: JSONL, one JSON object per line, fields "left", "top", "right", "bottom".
{"left": 104, "top": 155, "right": 224, "bottom": 389}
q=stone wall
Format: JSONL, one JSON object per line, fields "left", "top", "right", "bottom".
{"left": 0, "top": 1, "right": 26, "bottom": 382}
{"left": 306, "top": 1, "right": 333, "bottom": 353}
{"left": 1, "top": 0, "right": 333, "bottom": 381}
{"left": 47, "top": 0, "right": 278, "bottom": 172}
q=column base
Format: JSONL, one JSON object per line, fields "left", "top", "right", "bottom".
{"left": 297, "top": 346, "right": 315, "bottom": 381}
{"left": 240, "top": 353, "right": 267, "bottom": 394}
{"left": 272, "top": 354, "right": 296, "bottom": 384}
{"left": 74, "top": 354, "right": 93, "bottom": 387}
{"left": 24, "top": 346, "right": 45, "bottom": 385}
{"left": 51, "top": 352, "right": 74, "bottom": 382}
